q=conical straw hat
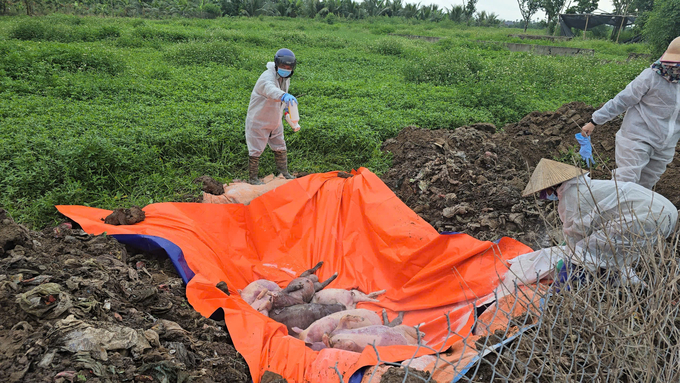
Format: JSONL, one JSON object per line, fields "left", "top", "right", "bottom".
{"left": 661, "top": 36, "right": 680, "bottom": 63}
{"left": 522, "top": 158, "right": 586, "bottom": 197}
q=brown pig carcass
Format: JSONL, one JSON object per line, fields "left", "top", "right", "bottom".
{"left": 311, "top": 288, "right": 386, "bottom": 309}
{"left": 238, "top": 279, "right": 281, "bottom": 305}
{"left": 292, "top": 309, "right": 383, "bottom": 344}
{"left": 322, "top": 325, "right": 425, "bottom": 353}
{"left": 271, "top": 261, "right": 338, "bottom": 309}
{"left": 269, "top": 303, "right": 346, "bottom": 335}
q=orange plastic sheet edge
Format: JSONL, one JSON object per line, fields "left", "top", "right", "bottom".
{"left": 56, "top": 168, "right": 533, "bottom": 383}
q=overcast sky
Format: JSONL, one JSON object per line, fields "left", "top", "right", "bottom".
{"left": 425, "top": 0, "right": 615, "bottom": 22}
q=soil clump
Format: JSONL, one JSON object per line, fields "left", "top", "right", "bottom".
{"left": 102, "top": 206, "right": 146, "bottom": 226}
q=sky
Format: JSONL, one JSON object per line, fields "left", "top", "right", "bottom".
{"left": 425, "top": 0, "right": 615, "bottom": 22}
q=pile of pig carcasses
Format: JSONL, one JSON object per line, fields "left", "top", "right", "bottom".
{"left": 238, "top": 261, "right": 425, "bottom": 352}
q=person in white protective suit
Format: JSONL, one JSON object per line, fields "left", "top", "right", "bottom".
{"left": 496, "top": 158, "right": 677, "bottom": 295}
{"left": 580, "top": 36, "right": 680, "bottom": 190}
{"left": 245, "top": 48, "right": 298, "bottom": 185}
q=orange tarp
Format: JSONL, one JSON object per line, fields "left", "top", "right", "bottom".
{"left": 56, "top": 168, "right": 532, "bottom": 383}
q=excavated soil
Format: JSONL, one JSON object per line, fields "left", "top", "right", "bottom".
{"left": 381, "top": 101, "right": 680, "bottom": 249}
{"left": 0, "top": 209, "right": 249, "bottom": 383}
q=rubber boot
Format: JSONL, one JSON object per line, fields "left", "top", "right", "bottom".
{"left": 249, "top": 156, "right": 263, "bottom": 185}
{"left": 274, "top": 150, "right": 295, "bottom": 179}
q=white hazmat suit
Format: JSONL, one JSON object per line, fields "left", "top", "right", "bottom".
{"left": 245, "top": 62, "right": 289, "bottom": 157}
{"left": 591, "top": 68, "right": 680, "bottom": 189}
{"left": 498, "top": 174, "right": 677, "bottom": 293}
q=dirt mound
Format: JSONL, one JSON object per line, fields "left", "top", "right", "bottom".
{"left": 0, "top": 210, "right": 250, "bottom": 383}
{"left": 381, "top": 101, "right": 680, "bottom": 249}
{"left": 381, "top": 123, "right": 553, "bottom": 248}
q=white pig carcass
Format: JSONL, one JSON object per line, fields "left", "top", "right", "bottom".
{"left": 323, "top": 325, "right": 424, "bottom": 353}
{"left": 292, "top": 309, "right": 382, "bottom": 344}
{"left": 311, "top": 288, "right": 386, "bottom": 309}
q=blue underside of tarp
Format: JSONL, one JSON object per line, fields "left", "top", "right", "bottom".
{"left": 111, "top": 234, "right": 195, "bottom": 284}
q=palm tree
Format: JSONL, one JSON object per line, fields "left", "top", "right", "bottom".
{"left": 384, "top": 0, "right": 402, "bottom": 17}
{"left": 401, "top": 1, "right": 417, "bottom": 18}
{"left": 447, "top": 4, "right": 464, "bottom": 23}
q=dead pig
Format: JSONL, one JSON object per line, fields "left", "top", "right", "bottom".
{"left": 238, "top": 279, "right": 281, "bottom": 316}
{"left": 322, "top": 325, "right": 424, "bottom": 353}
{"left": 238, "top": 279, "right": 281, "bottom": 305}
{"left": 269, "top": 303, "right": 345, "bottom": 335}
{"left": 311, "top": 288, "right": 386, "bottom": 309}
{"left": 271, "top": 261, "right": 338, "bottom": 309}
{"left": 292, "top": 309, "right": 383, "bottom": 345}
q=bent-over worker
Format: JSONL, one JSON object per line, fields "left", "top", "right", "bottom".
{"left": 497, "top": 158, "right": 677, "bottom": 293}
{"left": 245, "top": 48, "right": 298, "bottom": 185}
{"left": 581, "top": 36, "right": 680, "bottom": 189}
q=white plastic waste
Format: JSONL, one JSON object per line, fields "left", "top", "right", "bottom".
{"left": 285, "top": 102, "right": 301, "bottom": 132}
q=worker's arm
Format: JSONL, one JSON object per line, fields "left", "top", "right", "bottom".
{"left": 254, "top": 73, "right": 286, "bottom": 101}
{"left": 591, "top": 68, "right": 654, "bottom": 126}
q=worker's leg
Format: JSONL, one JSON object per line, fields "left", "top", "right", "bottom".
{"left": 612, "top": 131, "right": 652, "bottom": 186}
{"left": 638, "top": 145, "right": 675, "bottom": 190}
{"left": 268, "top": 125, "right": 294, "bottom": 179}
{"left": 246, "top": 127, "right": 269, "bottom": 185}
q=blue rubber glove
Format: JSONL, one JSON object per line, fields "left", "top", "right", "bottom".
{"left": 281, "top": 93, "right": 298, "bottom": 105}
{"left": 575, "top": 133, "right": 595, "bottom": 167}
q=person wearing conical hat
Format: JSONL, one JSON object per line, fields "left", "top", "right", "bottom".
{"left": 580, "top": 36, "right": 680, "bottom": 190}
{"left": 498, "top": 158, "right": 677, "bottom": 292}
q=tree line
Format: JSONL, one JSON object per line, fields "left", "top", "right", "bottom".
{"left": 2, "top": 0, "right": 504, "bottom": 26}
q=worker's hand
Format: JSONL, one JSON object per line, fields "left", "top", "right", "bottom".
{"left": 281, "top": 93, "right": 297, "bottom": 105}
{"left": 581, "top": 122, "right": 595, "bottom": 137}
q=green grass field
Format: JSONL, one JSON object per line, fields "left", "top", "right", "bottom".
{"left": 0, "top": 15, "right": 653, "bottom": 228}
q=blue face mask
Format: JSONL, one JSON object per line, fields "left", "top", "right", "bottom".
{"left": 539, "top": 189, "right": 559, "bottom": 201}
{"left": 277, "top": 68, "right": 291, "bottom": 77}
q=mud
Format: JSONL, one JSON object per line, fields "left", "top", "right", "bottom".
{"left": 381, "top": 101, "right": 680, "bottom": 249}
{"left": 0, "top": 209, "right": 249, "bottom": 383}
{"left": 102, "top": 206, "right": 146, "bottom": 226}
{"left": 194, "top": 175, "right": 225, "bottom": 196}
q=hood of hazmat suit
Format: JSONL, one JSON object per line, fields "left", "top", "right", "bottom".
{"left": 592, "top": 68, "right": 680, "bottom": 149}
{"left": 245, "top": 62, "right": 289, "bottom": 136}
{"left": 557, "top": 174, "right": 677, "bottom": 271}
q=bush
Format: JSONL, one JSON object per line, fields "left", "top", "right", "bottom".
{"left": 403, "top": 51, "right": 485, "bottom": 85}
{"left": 203, "top": 3, "right": 222, "bottom": 19}
{"left": 164, "top": 41, "right": 240, "bottom": 66}
{"left": 643, "top": 0, "right": 680, "bottom": 58}
{"left": 132, "top": 26, "right": 198, "bottom": 42}
{"left": 10, "top": 20, "right": 121, "bottom": 42}
{"left": 9, "top": 20, "right": 47, "bottom": 40}
{"left": 371, "top": 38, "right": 405, "bottom": 56}
{"left": 39, "top": 46, "right": 126, "bottom": 75}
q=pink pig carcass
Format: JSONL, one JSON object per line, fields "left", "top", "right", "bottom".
{"left": 311, "top": 288, "right": 386, "bottom": 309}
{"left": 238, "top": 279, "right": 281, "bottom": 305}
{"left": 292, "top": 309, "right": 383, "bottom": 345}
{"left": 250, "top": 294, "right": 273, "bottom": 316}
{"left": 323, "top": 325, "right": 425, "bottom": 353}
